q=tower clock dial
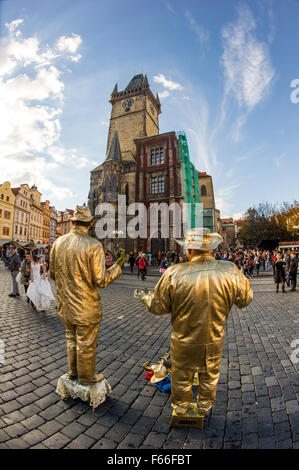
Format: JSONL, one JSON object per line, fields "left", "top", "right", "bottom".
{"left": 122, "top": 99, "right": 134, "bottom": 111}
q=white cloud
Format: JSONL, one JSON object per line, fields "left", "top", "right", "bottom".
{"left": 221, "top": 3, "right": 275, "bottom": 109}
{"left": 0, "top": 19, "right": 89, "bottom": 205}
{"left": 5, "top": 19, "right": 24, "bottom": 35}
{"left": 56, "top": 34, "right": 82, "bottom": 62}
{"left": 185, "top": 10, "right": 209, "bottom": 44}
{"left": 158, "top": 90, "right": 170, "bottom": 99}
{"left": 153, "top": 73, "right": 183, "bottom": 91}
{"left": 215, "top": 184, "right": 240, "bottom": 219}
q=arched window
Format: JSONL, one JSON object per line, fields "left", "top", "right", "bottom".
{"left": 201, "top": 185, "right": 207, "bottom": 196}
{"left": 125, "top": 183, "right": 129, "bottom": 206}
{"left": 104, "top": 177, "right": 110, "bottom": 202}
{"left": 111, "top": 176, "right": 118, "bottom": 202}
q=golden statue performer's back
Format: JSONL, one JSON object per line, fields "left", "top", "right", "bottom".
{"left": 135, "top": 228, "right": 253, "bottom": 416}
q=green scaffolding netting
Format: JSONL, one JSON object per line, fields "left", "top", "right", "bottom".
{"left": 177, "top": 131, "right": 201, "bottom": 229}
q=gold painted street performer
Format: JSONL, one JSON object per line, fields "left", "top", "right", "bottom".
{"left": 134, "top": 228, "right": 253, "bottom": 417}
{"left": 50, "top": 205, "right": 126, "bottom": 387}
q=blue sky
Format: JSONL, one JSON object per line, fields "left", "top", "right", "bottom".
{"left": 0, "top": 0, "right": 298, "bottom": 217}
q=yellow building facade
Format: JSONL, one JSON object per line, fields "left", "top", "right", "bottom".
{"left": 41, "top": 200, "right": 51, "bottom": 244}
{"left": 0, "top": 181, "right": 15, "bottom": 240}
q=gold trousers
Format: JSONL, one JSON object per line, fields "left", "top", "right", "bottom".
{"left": 171, "top": 356, "right": 222, "bottom": 415}
{"left": 64, "top": 321, "right": 100, "bottom": 385}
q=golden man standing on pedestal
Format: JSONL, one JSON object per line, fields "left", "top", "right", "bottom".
{"left": 135, "top": 228, "right": 253, "bottom": 416}
{"left": 50, "top": 205, "right": 126, "bottom": 385}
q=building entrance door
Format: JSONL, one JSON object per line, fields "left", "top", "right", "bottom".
{"left": 151, "top": 235, "right": 165, "bottom": 253}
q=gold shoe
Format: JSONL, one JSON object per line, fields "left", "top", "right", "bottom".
{"left": 197, "top": 399, "right": 214, "bottom": 415}
{"left": 173, "top": 404, "right": 190, "bottom": 415}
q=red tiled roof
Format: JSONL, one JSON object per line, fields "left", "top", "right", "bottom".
{"left": 11, "top": 187, "right": 20, "bottom": 196}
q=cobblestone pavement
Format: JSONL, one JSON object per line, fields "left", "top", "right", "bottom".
{"left": 0, "top": 262, "right": 298, "bottom": 449}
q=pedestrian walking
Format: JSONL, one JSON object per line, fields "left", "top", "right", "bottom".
{"left": 289, "top": 252, "right": 298, "bottom": 292}
{"left": 128, "top": 252, "right": 135, "bottom": 273}
{"left": 7, "top": 247, "right": 21, "bottom": 297}
{"left": 274, "top": 253, "right": 286, "bottom": 293}
{"left": 20, "top": 252, "right": 32, "bottom": 304}
{"left": 138, "top": 253, "right": 147, "bottom": 281}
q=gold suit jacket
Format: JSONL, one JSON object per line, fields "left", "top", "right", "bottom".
{"left": 141, "top": 254, "right": 253, "bottom": 370}
{"left": 50, "top": 226, "right": 121, "bottom": 326}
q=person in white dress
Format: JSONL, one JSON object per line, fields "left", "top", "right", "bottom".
{"left": 27, "top": 253, "right": 55, "bottom": 312}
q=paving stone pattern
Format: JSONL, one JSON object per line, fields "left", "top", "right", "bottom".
{"left": 0, "top": 263, "right": 298, "bottom": 449}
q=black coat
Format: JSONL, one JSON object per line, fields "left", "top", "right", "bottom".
{"left": 289, "top": 258, "right": 298, "bottom": 275}
{"left": 274, "top": 260, "right": 285, "bottom": 283}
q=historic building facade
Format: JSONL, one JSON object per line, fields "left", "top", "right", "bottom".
{"left": 41, "top": 200, "right": 51, "bottom": 244}
{"left": 198, "top": 172, "right": 220, "bottom": 234}
{"left": 11, "top": 184, "right": 31, "bottom": 242}
{"left": 49, "top": 206, "right": 57, "bottom": 245}
{"left": 56, "top": 209, "right": 74, "bottom": 237}
{"left": 88, "top": 74, "right": 220, "bottom": 253}
{"left": 28, "top": 185, "right": 43, "bottom": 244}
{"left": 0, "top": 181, "right": 15, "bottom": 240}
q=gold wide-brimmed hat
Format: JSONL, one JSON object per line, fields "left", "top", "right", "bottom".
{"left": 71, "top": 205, "right": 93, "bottom": 222}
{"left": 175, "top": 227, "right": 223, "bottom": 251}
{"left": 143, "top": 354, "right": 171, "bottom": 384}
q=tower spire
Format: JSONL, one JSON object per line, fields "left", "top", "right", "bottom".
{"left": 143, "top": 74, "right": 149, "bottom": 87}
{"left": 106, "top": 129, "right": 122, "bottom": 162}
{"left": 112, "top": 82, "right": 118, "bottom": 95}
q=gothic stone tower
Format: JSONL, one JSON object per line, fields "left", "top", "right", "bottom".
{"left": 88, "top": 74, "right": 161, "bottom": 253}
{"left": 88, "top": 73, "right": 219, "bottom": 254}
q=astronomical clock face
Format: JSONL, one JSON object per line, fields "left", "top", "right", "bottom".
{"left": 150, "top": 104, "right": 155, "bottom": 115}
{"left": 122, "top": 98, "right": 134, "bottom": 111}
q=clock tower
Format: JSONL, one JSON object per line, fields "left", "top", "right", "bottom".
{"left": 106, "top": 74, "right": 161, "bottom": 161}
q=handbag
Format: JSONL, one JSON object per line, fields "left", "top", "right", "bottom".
{"left": 16, "top": 272, "right": 21, "bottom": 284}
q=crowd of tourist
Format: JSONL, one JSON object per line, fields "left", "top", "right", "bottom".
{"left": 114, "top": 247, "right": 298, "bottom": 291}
{"left": 0, "top": 245, "right": 54, "bottom": 310}
{"left": 0, "top": 244, "right": 297, "bottom": 305}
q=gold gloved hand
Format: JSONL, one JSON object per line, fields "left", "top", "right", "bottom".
{"left": 116, "top": 249, "right": 126, "bottom": 266}
{"left": 134, "top": 288, "right": 150, "bottom": 300}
